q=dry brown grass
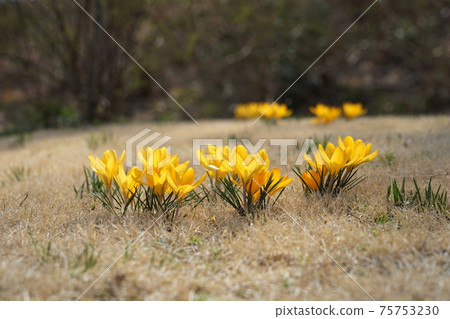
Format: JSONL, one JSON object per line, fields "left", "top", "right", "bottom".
{"left": 0, "top": 116, "right": 449, "bottom": 300}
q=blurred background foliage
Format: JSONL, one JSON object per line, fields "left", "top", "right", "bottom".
{"left": 0, "top": 0, "right": 448, "bottom": 132}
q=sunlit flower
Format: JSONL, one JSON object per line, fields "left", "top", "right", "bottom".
{"left": 298, "top": 135, "right": 378, "bottom": 194}
{"left": 114, "top": 165, "right": 141, "bottom": 199}
{"left": 166, "top": 167, "right": 206, "bottom": 201}
{"left": 317, "top": 144, "right": 346, "bottom": 177}
{"left": 88, "top": 150, "right": 125, "bottom": 188}
{"left": 196, "top": 145, "right": 233, "bottom": 181}
{"left": 298, "top": 169, "right": 323, "bottom": 191}
{"left": 245, "top": 170, "right": 268, "bottom": 201}
{"left": 137, "top": 167, "right": 169, "bottom": 197}
{"left": 304, "top": 149, "right": 327, "bottom": 169}
{"left": 86, "top": 147, "right": 208, "bottom": 215}
{"left": 265, "top": 168, "right": 293, "bottom": 196}
{"left": 242, "top": 167, "right": 291, "bottom": 201}
{"left": 229, "top": 145, "right": 270, "bottom": 185}
{"left": 342, "top": 102, "right": 367, "bottom": 119}
{"left": 134, "top": 147, "right": 188, "bottom": 198}
{"left": 309, "top": 103, "right": 341, "bottom": 124}
{"left": 138, "top": 146, "right": 177, "bottom": 176}
{"left": 336, "top": 136, "right": 378, "bottom": 170}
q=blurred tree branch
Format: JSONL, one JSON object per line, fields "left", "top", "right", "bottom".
{"left": 0, "top": 0, "right": 448, "bottom": 130}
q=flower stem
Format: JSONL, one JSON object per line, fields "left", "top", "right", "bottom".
{"left": 242, "top": 183, "right": 248, "bottom": 216}
{"left": 327, "top": 175, "right": 335, "bottom": 194}
{"left": 174, "top": 200, "right": 181, "bottom": 221}
{"left": 338, "top": 168, "right": 350, "bottom": 188}
{"left": 212, "top": 175, "right": 218, "bottom": 202}
{"left": 107, "top": 187, "right": 113, "bottom": 208}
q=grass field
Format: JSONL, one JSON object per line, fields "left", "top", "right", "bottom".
{"left": 0, "top": 116, "right": 449, "bottom": 300}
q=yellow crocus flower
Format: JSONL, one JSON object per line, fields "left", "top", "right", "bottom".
{"left": 173, "top": 161, "right": 190, "bottom": 178}
{"left": 136, "top": 166, "right": 170, "bottom": 198}
{"left": 135, "top": 147, "right": 187, "bottom": 198}
{"left": 298, "top": 169, "right": 324, "bottom": 191}
{"left": 337, "top": 136, "right": 378, "bottom": 170}
{"left": 114, "top": 165, "right": 141, "bottom": 199}
{"left": 304, "top": 148, "right": 328, "bottom": 169}
{"left": 230, "top": 145, "right": 270, "bottom": 185}
{"left": 266, "top": 167, "right": 293, "bottom": 196}
{"left": 166, "top": 167, "right": 206, "bottom": 201}
{"left": 88, "top": 150, "right": 125, "bottom": 188}
{"left": 246, "top": 170, "right": 270, "bottom": 201}
{"left": 245, "top": 168, "right": 292, "bottom": 201}
{"left": 301, "top": 136, "right": 377, "bottom": 193}
{"left": 309, "top": 136, "right": 378, "bottom": 179}
{"left": 196, "top": 145, "right": 233, "bottom": 181}
{"left": 318, "top": 144, "right": 346, "bottom": 177}
{"left": 342, "top": 102, "right": 367, "bottom": 119}
{"left": 137, "top": 162, "right": 191, "bottom": 199}
{"left": 138, "top": 146, "right": 177, "bottom": 176}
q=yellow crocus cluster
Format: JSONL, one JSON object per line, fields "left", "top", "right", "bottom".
{"left": 310, "top": 102, "right": 367, "bottom": 123}
{"left": 298, "top": 136, "right": 378, "bottom": 193}
{"left": 234, "top": 102, "right": 292, "bottom": 120}
{"left": 305, "top": 136, "right": 378, "bottom": 175}
{"left": 136, "top": 147, "right": 183, "bottom": 198}
{"left": 313, "top": 136, "right": 378, "bottom": 175}
{"left": 88, "top": 147, "right": 205, "bottom": 206}
{"left": 88, "top": 150, "right": 133, "bottom": 204}
{"left": 135, "top": 147, "right": 206, "bottom": 201}
{"left": 87, "top": 137, "right": 378, "bottom": 215}
{"left": 197, "top": 144, "right": 292, "bottom": 213}
{"left": 229, "top": 145, "right": 292, "bottom": 210}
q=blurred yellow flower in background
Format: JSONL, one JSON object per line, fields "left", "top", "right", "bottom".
{"left": 234, "top": 102, "right": 292, "bottom": 120}
{"left": 342, "top": 102, "right": 367, "bottom": 119}
{"left": 234, "top": 102, "right": 260, "bottom": 118}
{"left": 309, "top": 103, "right": 341, "bottom": 124}
{"left": 263, "top": 103, "right": 293, "bottom": 119}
